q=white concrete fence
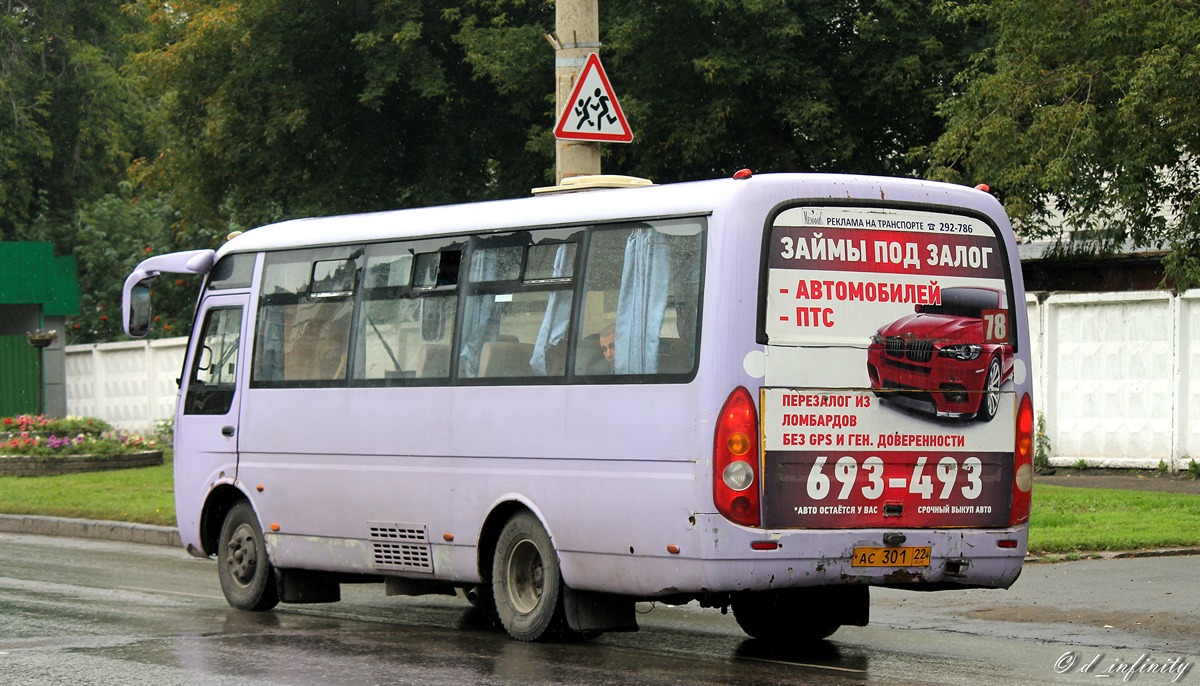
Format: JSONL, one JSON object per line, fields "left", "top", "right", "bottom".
{"left": 64, "top": 290, "right": 1200, "bottom": 471}
{"left": 65, "top": 338, "right": 188, "bottom": 437}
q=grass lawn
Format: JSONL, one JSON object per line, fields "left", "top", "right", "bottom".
{"left": 0, "top": 452, "right": 175, "bottom": 527}
{"left": 2, "top": 459, "right": 1199, "bottom": 554}
{"left": 1028, "top": 483, "right": 1200, "bottom": 554}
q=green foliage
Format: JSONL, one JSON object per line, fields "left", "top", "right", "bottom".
{"left": 153, "top": 417, "right": 174, "bottom": 446}
{"left": 0, "top": 0, "right": 150, "bottom": 240}
{"left": 1035, "top": 412, "right": 1052, "bottom": 468}
{"left": 1187, "top": 459, "right": 1200, "bottom": 479}
{"left": 459, "top": 0, "right": 978, "bottom": 184}
{"left": 497, "top": 0, "right": 980, "bottom": 182}
{"left": 66, "top": 183, "right": 197, "bottom": 342}
{"left": 1073, "top": 459, "right": 1088, "bottom": 470}
{"left": 924, "top": 0, "right": 1200, "bottom": 288}
{"left": 125, "top": 0, "right": 548, "bottom": 247}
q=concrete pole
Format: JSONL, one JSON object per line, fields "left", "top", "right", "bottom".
{"left": 554, "top": 0, "right": 601, "bottom": 184}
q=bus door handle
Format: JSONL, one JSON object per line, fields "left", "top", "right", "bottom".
{"left": 221, "top": 425, "right": 236, "bottom": 437}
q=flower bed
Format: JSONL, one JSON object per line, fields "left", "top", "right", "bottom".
{"left": 0, "top": 415, "right": 162, "bottom": 477}
{"left": 2, "top": 414, "right": 113, "bottom": 437}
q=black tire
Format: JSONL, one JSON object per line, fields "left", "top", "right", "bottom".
{"left": 732, "top": 590, "right": 841, "bottom": 642}
{"left": 491, "top": 512, "right": 567, "bottom": 641}
{"left": 977, "top": 357, "right": 1002, "bottom": 422}
{"left": 217, "top": 500, "right": 280, "bottom": 611}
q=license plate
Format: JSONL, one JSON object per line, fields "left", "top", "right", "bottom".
{"left": 851, "top": 546, "right": 931, "bottom": 567}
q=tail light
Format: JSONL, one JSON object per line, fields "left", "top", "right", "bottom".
{"left": 713, "top": 386, "right": 761, "bottom": 527}
{"left": 1010, "top": 393, "right": 1034, "bottom": 526}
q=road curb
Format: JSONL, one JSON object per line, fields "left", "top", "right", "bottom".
{"left": 1026, "top": 547, "right": 1200, "bottom": 563}
{"left": 0, "top": 514, "right": 180, "bottom": 548}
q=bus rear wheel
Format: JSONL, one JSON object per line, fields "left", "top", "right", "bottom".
{"left": 492, "top": 512, "right": 567, "bottom": 641}
{"left": 731, "top": 589, "right": 842, "bottom": 641}
{"left": 217, "top": 500, "right": 280, "bottom": 612}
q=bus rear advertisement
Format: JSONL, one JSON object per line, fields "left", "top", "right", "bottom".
{"left": 123, "top": 171, "right": 1034, "bottom": 643}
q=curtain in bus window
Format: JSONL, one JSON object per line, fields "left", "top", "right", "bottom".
{"left": 530, "top": 244, "right": 573, "bottom": 376}
{"left": 458, "top": 242, "right": 512, "bottom": 377}
{"left": 615, "top": 227, "right": 670, "bottom": 374}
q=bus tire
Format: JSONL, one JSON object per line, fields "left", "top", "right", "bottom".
{"left": 217, "top": 500, "right": 280, "bottom": 612}
{"left": 492, "top": 512, "right": 567, "bottom": 641}
{"left": 732, "top": 589, "right": 840, "bottom": 641}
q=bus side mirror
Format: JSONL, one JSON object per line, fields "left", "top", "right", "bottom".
{"left": 126, "top": 277, "right": 154, "bottom": 338}
{"left": 122, "top": 249, "right": 216, "bottom": 338}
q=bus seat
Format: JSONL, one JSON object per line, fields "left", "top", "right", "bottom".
{"left": 479, "top": 341, "right": 535, "bottom": 378}
{"left": 658, "top": 337, "right": 692, "bottom": 374}
{"left": 415, "top": 344, "right": 450, "bottom": 378}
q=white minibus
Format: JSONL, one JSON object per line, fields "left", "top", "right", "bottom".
{"left": 123, "top": 171, "right": 1034, "bottom": 642}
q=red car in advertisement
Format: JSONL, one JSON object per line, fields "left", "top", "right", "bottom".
{"left": 866, "top": 286, "right": 1013, "bottom": 422}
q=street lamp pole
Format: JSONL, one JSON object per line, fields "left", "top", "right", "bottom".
{"left": 553, "top": 0, "right": 601, "bottom": 184}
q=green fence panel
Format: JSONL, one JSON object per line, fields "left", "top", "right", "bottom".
{"left": 0, "top": 335, "right": 40, "bottom": 416}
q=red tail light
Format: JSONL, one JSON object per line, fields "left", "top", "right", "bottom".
{"left": 1010, "top": 393, "right": 1034, "bottom": 526}
{"left": 713, "top": 386, "right": 761, "bottom": 527}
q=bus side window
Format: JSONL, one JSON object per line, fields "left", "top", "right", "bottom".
{"left": 574, "top": 219, "right": 704, "bottom": 379}
{"left": 458, "top": 234, "right": 576, "bottom": 381}
{"left": 352, "top": 244, "right": 459, "bottom": 383}
{"left": 184, "top": 307, "right": 242, "bottom": 415}
{"left": 252, "top": 247, "right": 360, "bottom": 386}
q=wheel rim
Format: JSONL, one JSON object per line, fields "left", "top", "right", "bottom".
{"left": 985, "top": 360, "right": 1001, "bottom": 417}
{"left": 225, "top": 523, "right": 260, "bottom": 588}
{"left": 505, "top": 538, "right": 544, "bottom": 614}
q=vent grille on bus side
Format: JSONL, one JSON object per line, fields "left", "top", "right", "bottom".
{"left": 367, "top": 522, "right": 433, "bottom": 573}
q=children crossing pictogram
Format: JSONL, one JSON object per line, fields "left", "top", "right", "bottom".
{"left": 554, "top": 53, "right": 633, "bottom": 143}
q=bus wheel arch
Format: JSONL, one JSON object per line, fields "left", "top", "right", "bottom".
{"left": 477, "top": 501, "right": 535, "bottom": 590}
{"left": 200, "top": 484, "right": 251, "bottom": 557}
{"left": 472, "top": 501, "right": 533, "bottom": 611}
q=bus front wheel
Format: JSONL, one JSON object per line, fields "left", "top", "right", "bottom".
{"left": 732, "top": 589, "right": 842, "bottom": 641}
{"left": 492, "top": 512, "right": 567, "bottom": 641}
{"left": 217, "top": 500, "right": 280, "bottom": 612}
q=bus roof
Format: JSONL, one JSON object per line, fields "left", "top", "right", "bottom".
{"left": 215, "top": 173, "right": 1005, "bottom": 258}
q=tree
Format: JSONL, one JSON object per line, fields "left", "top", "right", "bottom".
{"left": 455, "top": 0, "right": 984, "bottom": 183}
{"left": 924, "top": 0, "right": 1200, "bottom": 288}
{"left": 67, "top": 185, "right": 197, "bottom": 343}
{"left": 126, "top": 0, "right": 550, "bottom": 248}
{"left": 0, "top": 0, "right": 148, "bottom": 241}
{"left": 603, "top": 0, "right": 984, "bottom": 182}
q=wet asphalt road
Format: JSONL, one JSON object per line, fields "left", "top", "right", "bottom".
{"left": 1, "top": 533, "right": 1196, "bottom": 685}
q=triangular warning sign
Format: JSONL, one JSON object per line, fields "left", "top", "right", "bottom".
{"left": 554, "top": 53, "right": 633, "bottom": 143}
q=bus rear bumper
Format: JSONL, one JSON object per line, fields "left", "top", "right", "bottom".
{"left": 560, "top": 516, "right": 1027, "bottom": 598}
{"left": 688, "top": 516, "right": 1027, "bottom": 593}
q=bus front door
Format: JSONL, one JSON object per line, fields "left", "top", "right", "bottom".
{"left": 175, "top": 294, "right": 248, "bottom": 554}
